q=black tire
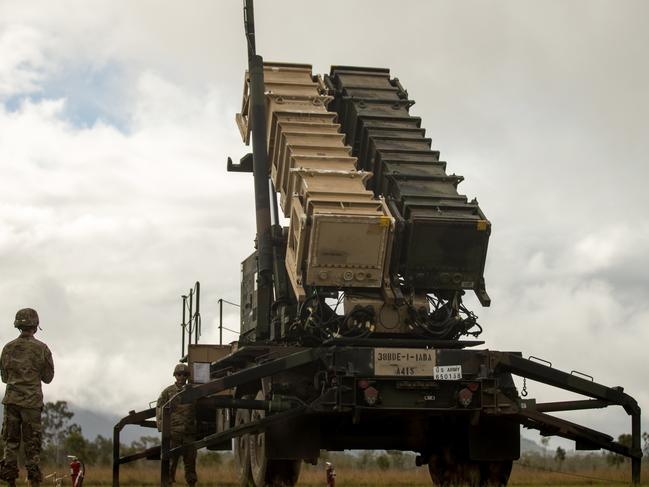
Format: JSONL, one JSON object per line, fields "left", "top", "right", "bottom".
{"left": 428, "top": 449, "right": 479, "bottom": 486}
{"left": 234, "top": 404, "right": 253, "bottom": 487}
{"left": 478, "top": 460, "right": 512, "bottom": 486}
{"left": 428, "top": 451, "right": 511, "bottom": 487}
{"left": 262, "top": 459, "right": 301, "bottom": 487}
{"left": 249, "top": 391, "right": 301, "bottom": 487}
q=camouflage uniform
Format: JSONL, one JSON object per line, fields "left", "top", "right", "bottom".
{"left": 0, "top": 310, "right": 54, "bottom": 486}
{"left": 157, "top": 382, "right": 197, "bottom": 486}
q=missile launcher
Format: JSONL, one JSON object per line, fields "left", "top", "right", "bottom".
{"left": 114, "top": 4, "right": 643, "bottom": 487}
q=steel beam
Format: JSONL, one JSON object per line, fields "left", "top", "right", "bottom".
{"left": 535, "top": 399, "right": 610, "bottom": 413}
{"left": 323, "top": 337, "right": 483, "bottom": 348}
{"left": 493, "top": 352, "right": 638, "bottom": 411}
{"left": 632, "top": 408, "right": 642, "bottom": 484}
{"left": 169, "top": 406, "right": 308, "bottom": 456}
{"left": 519, "top": 409, "right": 641, "bottom": 460}
{"left": 159, "top": 347, "right": 322, "bottom": 464}
{"left": 161, "top": 405, "right": 171, "bottom": 486}
{"left": 112, "top": 408, "right": 156, "bottom": 487}
{"left": 206, "top": 397, "right": 269, "bottom": 410}
{"left": 176, "top": 347, "right": 321, "bottom": 404}
{"left": 498, "top": 352, "right": 642, "bottom": 484}
{"left": 118, "top": 446, "right": 161, "bottom": 464}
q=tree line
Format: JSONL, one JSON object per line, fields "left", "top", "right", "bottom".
{"left": 0, "top": 400, "right": 646, "bottom": 469}
{"left": 0, "top": 401, "right": 155, "bottom": 467}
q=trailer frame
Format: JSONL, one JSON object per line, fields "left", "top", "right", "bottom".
{"left": 113, "top": 344, "right": 642, "bottom": 486}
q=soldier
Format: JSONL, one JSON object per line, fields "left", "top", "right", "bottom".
{"left": 156, "top": 364, "right": 197, "bottom": 487}
{"left": 0, "top": 308, "right": 54, "bottom": 487}
{"left": 325, "top": 461, "right": 336, "bottom": 487}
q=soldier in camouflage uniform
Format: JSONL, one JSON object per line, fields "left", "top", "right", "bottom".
{"left": 156, "top": 364, "right": 197, "bottom": 487}
{"left": 0, "top": 308, "right": 54, "bottom": 487}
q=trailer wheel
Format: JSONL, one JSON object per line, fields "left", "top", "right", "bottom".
{"left": 428, "top": 451, "right": 511, "bottom": 486}
{"left": 428, "top": 449, "right": 480, "bottom": 486}
{"left": 234, "top": 404, "right": 253, "bottom": 487}
{"left": 479, "top": 460, "right": 512, "bottom": 486}
{"left": 249, "top": 392, "right": 301, "bottom": 487}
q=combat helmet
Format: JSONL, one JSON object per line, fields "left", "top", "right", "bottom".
{"left": 173, "top": 363, "right": 190, "bottom": 376}
{"left": 14, "top": 308, "right": 39, "bottom": 329}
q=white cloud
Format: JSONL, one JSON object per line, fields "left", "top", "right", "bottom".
{"left": 0, "top": 25, "right": 54, "bottom": 96}
{"left": 0, "top": 1, "right": 647, "bottom": 444}
{"left": 0, "top": 69, "right": 249, "bottom": 413}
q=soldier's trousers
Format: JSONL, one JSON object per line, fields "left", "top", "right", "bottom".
{"left": 169, "top": 434, "right": 197, "bottom": 485}
{"left": 0, "top": 404, "right": 43, "bottom": 482}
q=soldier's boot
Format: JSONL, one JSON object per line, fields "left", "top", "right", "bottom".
{"left": 26, "top": 463, "right": 42, "bottom": 487}
{"left": 0, "top": 461, "right": 18, "bottom": 487}
{"left": 27, "top": 468, "right": 42, "bottom": 487}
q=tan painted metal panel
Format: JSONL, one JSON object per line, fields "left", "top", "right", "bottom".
{"left": 305, "top": 209, "right": 392, "bottom": 288}
{"left": 187, "top": 344, "right": 232, "bottom": 387}
{"left": 285, "top": 156, "right": 358, "bottom": 203}
{"left": 264, "top": 82, "right": 320, "bottom": 97}
{"left": 275, "top": 132, "right": 347, "bottom": 198}
{"left": 292, "top": 171, "right": 372, "bottom": 208}
{"left": 285, "top": 196, "right": 308, "bottom": 299}
{"left": 263, "top": 63, "right": 314, "bottom": 85}
{"left": 237, "top": 62, "right": 395, "bottom": 300}
{"left": 265, "top": 95, "right": 332, "bottom": 142}
{"left": 269, "top": 123, "right": 342, "bottom": 187}
{"left": 342, "top": 295, "right": 429, "bottom": 334}
{"left": 277, "top": 144, "right": 353, "bottom": 211}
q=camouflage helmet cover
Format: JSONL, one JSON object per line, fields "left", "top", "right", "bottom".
{"left": 14, "top": 308, "right": 39, "bottom": 329}
{"left": 173, "top": 363, "right": 190, "bottom": 376}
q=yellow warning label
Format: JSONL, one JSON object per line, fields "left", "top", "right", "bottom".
{"left": 477, "top": 220, "right": 488, "bottom": 231}
{"left": 379, "top": 216, "right": 391, "bottom": 227}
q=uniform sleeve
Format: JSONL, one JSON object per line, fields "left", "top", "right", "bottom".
{"left": 0, "top": 346, "right": 7, "bottom": 384}
{"left": 155, "top": 388, "right": 169, "bottom": 432}
{"left": 41, "top": 345, "right": 55, "bottom": 384}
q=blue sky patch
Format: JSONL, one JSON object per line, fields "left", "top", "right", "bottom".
{"left": 3, "top": 61, "right": 132, "bottom": 133}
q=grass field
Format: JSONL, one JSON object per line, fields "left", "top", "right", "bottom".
{"left": 62, "top": 462, "right": 647, "bottom": 486}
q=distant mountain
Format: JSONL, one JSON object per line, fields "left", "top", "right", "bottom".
{"left": 0, "top": 403, "right": 153, "bottom": 445}
{"left": 69, "top": 404, "right": 154, "bottom": 444}
{"left": 70, "top": 405, "right": 123, "bottom": 440}
{"left": 520, "top": 436, "right": 545, "bottom": 454}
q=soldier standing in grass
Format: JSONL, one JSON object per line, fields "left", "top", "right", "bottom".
{"left": 325, "top": 461, "right": 336, "bottom": 487}
{"left": 156, "top": 364, "right": 197, "bottom": 487}
{"left": 0, "top": 308, "right": 55, "bottom": 487}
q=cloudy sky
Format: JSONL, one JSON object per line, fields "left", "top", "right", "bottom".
{"left": 1, "top": 1, "right": 647, "bottom": 447}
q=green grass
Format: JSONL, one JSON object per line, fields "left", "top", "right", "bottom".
{"left": 56, "top": 462, "right": 646, "bottom": 486}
